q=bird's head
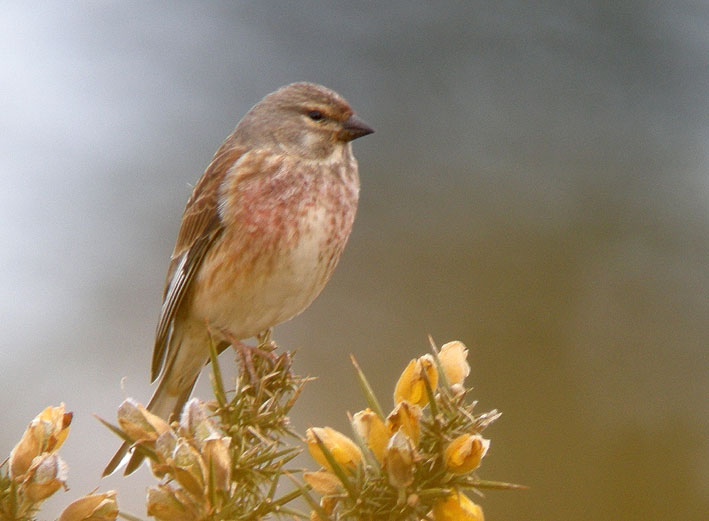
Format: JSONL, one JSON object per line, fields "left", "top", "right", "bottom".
{"left": 236, "top": 82, "right": 374, "bottom": 160}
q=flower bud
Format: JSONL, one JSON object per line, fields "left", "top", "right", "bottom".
{"left": 22, "top": 453, "right": 68, "bottom": 503}
{"left": 321, "top": 497, "right": 337, "bottom": 515}
{"left": 444, "top": 434, "right": 490, "bottom": 474}
{"left": 202, "top": 435, "right": 232, "bottom": 491}
{"left": 58, "top": 491, "right": 118, "bottom": 521}
{"left": 352, "top": 409, "right": 388, "bottom": 462}
{"left": 432, "top": 491, "right": 484, "bottom": 521}
{"left": 154, "top": 429, "right": 178, "bottom": 461}
{"left": 9, "top": 425, "right": 42, "bottom": 481}
{"left": 147, "top": 486, "right": 199, "bottom": 521}
{"left": 386, "top": 402, "right": 422, "bottom": 446}
{"left": 384, "top": 430, "right": 415, "bottom": 489}
{"left": 303, "top": 470, "right": 341, "bottom": 495}
{"left": 117, "top": 399, "right": 170, "bottom": 442}
{"left": 394, "top": 355, "right": 438, "bottom": 406}
{"left": 438, "top": 341, "right": 471, "bottom": 385}
{"left": 36, "top": 404, "right": 73, "bottom": 453}
{"left": 310, "top": 497, "right": 338, "bottom": 520}
{"left": 9, "top": 404, "right": 72, "bottom": 479}
{"left": 306, "top": 427, "right": 362, "bottom": 473}
{"left": 171, "top": 440, "right": 207, "bottom": 496}
{"left": 449, "top": 383, "right": 466, "bottom": 398}
{"left": 150, "top": 430, "right": 179, "bottom": 478}
{"left": 180, "top": 399, "right": 219, "bottom": 448}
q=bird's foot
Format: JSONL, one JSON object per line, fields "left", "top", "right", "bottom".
{"left": 217, "top": 329, "right": 277, "bottom": 391}
{"left": 234, "top": 341, "right": 260, "bottom": 389}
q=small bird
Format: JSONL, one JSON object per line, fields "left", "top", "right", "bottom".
{"left": 104, "top": 82, "right": 373, "bottom": 475}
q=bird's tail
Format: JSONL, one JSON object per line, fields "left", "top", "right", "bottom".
{"left": 102, "top": 331, "right": 206, "bottom": 476}
{"left": 102, "top": 373, "right": 196, "bottom": 476}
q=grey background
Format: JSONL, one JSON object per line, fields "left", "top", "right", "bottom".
{"left": 1, "top": 2, "right": 707, "bottom": 519}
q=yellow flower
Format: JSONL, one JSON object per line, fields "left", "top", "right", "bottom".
{"left": 384, "top": 430, "right": 415, "bottom": 489}
{"left": 202, "top": 435, "right": 232, "bottom": 491}
{"left": 117, "top": 399, "right": 170, "bottom": 443}
{"left": 147, "top": 485, "right": 202, "bottom": 521}
{"left": 21, "top": 452, "right": 68, "bottom": 503}
{"left": 151, "top": 428, "right": 177, "bottom": 462}
{"left": 58, "top": 491, "right": 118, "bottom": 521}
{"left": 306, "top": 427, "right": 362, "bottom": 473}
{"left": 352, "top": 409, "right": 388, "bottom": 462}
{"left": 303, "top": 470, "right": 341, "bottom": 495}
{"left": 9, "top": 404, "right": 72, "bottom": 480}
{"left": 149, "top": 430, "right": 179, "bottom": 479}
{"left": 394, "top": 355, "right": 438, "bottom": 406}
{"left": 438, "top": 341, "right": 471, "bottom": 385}
{"left": 432, "top": 490, "right": 484, "bottom": 521}
{"left": 386, "top": 401, "right": 422, "bottom": 446}
{"left": 35, "top": 404, "right": 73, "bottom": 452}
{"left": 310, "top": 497, "right": 338, "bottom": 520}
{"left": 444, "top": 433, "right": 490, "bottom": 474}
{"left": 180, "top": 398, "right": 220, "bottom": 447}
{"left": 171, "top": 440, "right": 207, "bottom": 496}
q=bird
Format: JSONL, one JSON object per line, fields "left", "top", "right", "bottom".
{"left": 103, "top": 82, "right": 373, "bottom": 476}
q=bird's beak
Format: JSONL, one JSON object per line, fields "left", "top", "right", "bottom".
{"left": 340, "top": 114, "right": 375, "bottom": 141}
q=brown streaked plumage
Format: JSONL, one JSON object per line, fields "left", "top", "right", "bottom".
{"left": 104, "top": 82, "right": 373, "bottom": 476}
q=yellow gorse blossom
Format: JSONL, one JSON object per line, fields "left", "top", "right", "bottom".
{"left": 352, "top": 408, "right": 388, "bottom": 462}
{"left": 432, "top": 490, "right": 484, "bottom": 521}
{"left": 58, "top": 491, "right": 118, "bottom": 521}
{"left": 9, "top": 403, "right": 72, "bottom": 480}
{"left": 21, "top": 452, "right": 68, "bottom": 503}
{"left": 384, "top": 430, "right": 415, "bottom": 489}
{"left": 438, "top": 341, "right": 471, "bottom": 385}
{"left": 306, "top": 427, "right": 363, "bottom": 472}
{"left": 147, "top": 485, "right": 204, "bottom": 521}
{"left": 386, "top": 401, "right": 422, "bottom": 446}
{"left": 310, "top": 496, "right": 337, "bottom": 520}
{"left": 303, "top": 470, "right": 341, "bottom": 495}
{"left": 179, "top": 398, "right": 221, "bottom": 447}
{"left": 394, "top": 354, "right": 438, "bottom": 406}
{"left": 2, "top": 404, "right": 73, "bottom": 518}
{"left": 202, "top": 435, "right": 232, "bottom": 492}
{"left": 116, "top": 399, "right": 170, "bottom": 443}
{"left": 444, "top": 433, "right": 490, "bottom": 474}
{"left": 171, "top": 439, "right": 208, "bottom": 496}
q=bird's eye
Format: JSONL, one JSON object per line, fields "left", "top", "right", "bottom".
{"left": 308, "top": 110, "right": 324, "bottom": 121}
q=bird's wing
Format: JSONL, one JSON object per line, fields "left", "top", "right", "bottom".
{"left": 150, "top": 141, "right": 246, "bottom": 381}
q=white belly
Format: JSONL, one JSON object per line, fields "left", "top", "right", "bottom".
{"left": 194, "top": 204, "right": 342, "bottom": 340}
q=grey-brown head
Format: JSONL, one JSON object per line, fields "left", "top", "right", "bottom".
{"left": 235, "top": 82, "right": 374, "bottom": 159}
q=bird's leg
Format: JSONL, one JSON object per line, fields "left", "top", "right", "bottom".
{"left": 215, "top": 329, "right": 261, "bottom": 388}
{"left": 215, "top": 328, "right": 280, "bottom": 394}
{"left": 237, "top": 343, "right": 260, "bottom": 390}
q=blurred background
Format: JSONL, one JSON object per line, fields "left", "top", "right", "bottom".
{"left": 1, "top": 2, "right": 707, "bottom": 519}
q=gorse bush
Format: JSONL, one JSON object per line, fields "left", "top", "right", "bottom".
{"left": 302, "top": 339, "right": 522, "bottom": 521}
{"left": 0, "top": 337, "right": 521, "bottom": 520}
